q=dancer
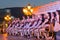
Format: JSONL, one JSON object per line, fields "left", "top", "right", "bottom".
{"left": 54, "top": 11, "right": 60, "bottom": 40}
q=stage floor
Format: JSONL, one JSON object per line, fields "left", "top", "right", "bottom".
{"left": 0, "top": 33, "right": 40, "bottom": 40}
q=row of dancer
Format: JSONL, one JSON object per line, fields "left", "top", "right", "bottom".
{"left": 6, "top": 10, "right": 60, "bottom": 40}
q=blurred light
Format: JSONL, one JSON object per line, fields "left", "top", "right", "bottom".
{"left": 5, "top": 24, "right": 8, "bottom": 27}
{"left": 9, "top": 17, "right": 11, "bottom": 20}
{"left": 6, "top": 9, "right": 10, "bottom": 13}
{"left": 23, "top": 4, "right": 33, "bottom": 16}
{"left": 4, "top": 17, "right": 7, "bottom": 20}
{"left": 11, "top": 16, "right": 14, "bottom": 19}
{"left": 28, "top": 11, "right": 32, "bottom": 15}
{"left": 30, "top": 9, "right": 33, "bottom": 12}
{"left": 23, "top": 8, "right": 28, "bottom": 15}
{"left": 23, "top": 8, "right": 28, "bottom": 13}
{"left": 27, "top": 5, "right": 31, "bottom": 10}
{"left": 4, "top": 15, "right": 11, "bottom": 21}
{"left": 6, "top": 15, "right": 9, "bottom": 17}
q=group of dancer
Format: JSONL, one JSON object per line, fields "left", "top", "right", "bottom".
{"left": 6, "top": 10, "right": 60, "bottom": 40}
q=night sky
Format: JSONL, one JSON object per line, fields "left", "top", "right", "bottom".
{"left": 0, "top": 0, "right": 57, "bottom": 8}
